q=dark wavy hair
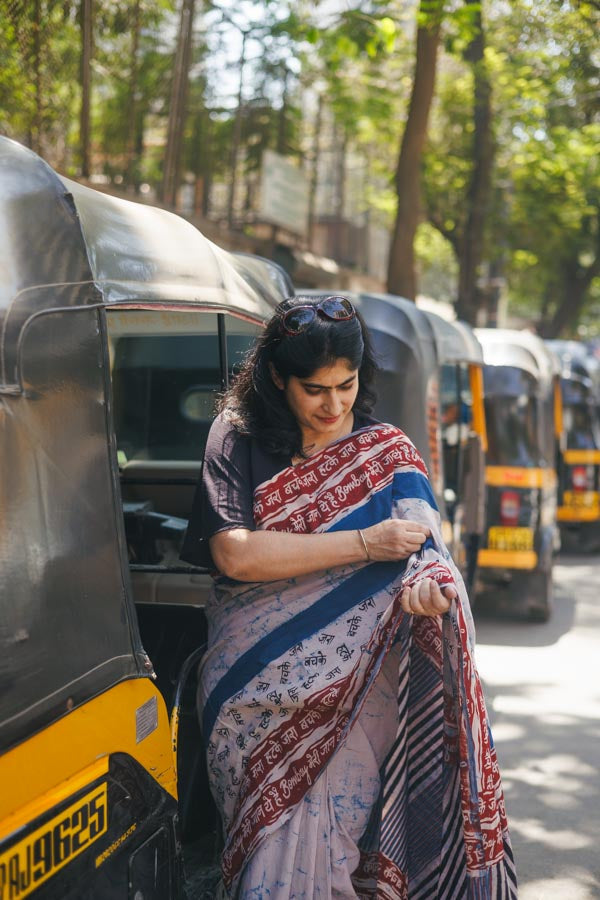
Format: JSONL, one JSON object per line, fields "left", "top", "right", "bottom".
{"left": 221, "top": 295, "right": 378, "bottom": 458}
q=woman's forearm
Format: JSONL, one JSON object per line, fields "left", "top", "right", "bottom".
{"left": 210, "top": 518, "right": 430, "bottom": 581}
{"left": 210, "top": 528, "right": 367, "bottom": 581}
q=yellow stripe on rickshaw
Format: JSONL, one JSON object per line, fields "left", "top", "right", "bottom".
{"left": 469, "top": 365, "right": 488, "bottom": 453}
{"left": 0, "top": 679, "right": 177, "bottom": 822}
{"left": 477, "top": 549, "right": 538, "bottom": 569}
{"left": 485, "top": 466, "right": 556, "bottom": 489}
{"left": 563, "top": 449, "right": 600, "bottom": 465}
{"left": 557, "top": 507, "right": 600, "bottom": 522}
{"left": 0, "top": 758, "right": 108, "bottom": 845}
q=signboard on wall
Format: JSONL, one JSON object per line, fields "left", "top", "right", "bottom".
{"left": 259, "top": 150, "right": 309, "bottom": 236}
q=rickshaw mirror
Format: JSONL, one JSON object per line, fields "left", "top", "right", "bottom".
{"left": 180, "top": 387, "right": 219, "bottom": 423}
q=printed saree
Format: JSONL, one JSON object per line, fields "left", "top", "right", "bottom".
{"left": 198, "top": 423, "right": 517, "bottom": 899}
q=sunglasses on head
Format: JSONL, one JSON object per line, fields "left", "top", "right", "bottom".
{"left": 280, "top": 296, "right": 356, "bottom": 335}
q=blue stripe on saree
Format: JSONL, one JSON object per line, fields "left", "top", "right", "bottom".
{"left": 328, "top": 471, "right": 438, "bottom": 534}
{"left": 391, "top": 471, "right": 438, "bottom": 509}
{"left": 202, "top": 469, "right": 437, "bottom": 739}
{"left": 202, "top": 560, "right": 406, "bottom": 739}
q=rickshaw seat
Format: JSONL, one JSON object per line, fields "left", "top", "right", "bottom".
{"left": 120, "top": 459, "right": 202, "bottom": 520}
{"left": 130, "top": 570, "right": 212, "bottom": 607}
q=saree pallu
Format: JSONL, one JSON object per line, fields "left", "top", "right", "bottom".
{"left": 199, "top": 424, "right": 517, "bottom": 899}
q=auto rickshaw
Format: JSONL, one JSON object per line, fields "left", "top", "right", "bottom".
{"left": 546, "top": 340, "right": 600, "bottom": 552}
{"left": 304, "top": 291, "right": 488, "bottom": 591}
{"left": 0, "top": 137, "right": 290, "bottom": 897}
{"left": 474, "top": 328, "right": 563, "bottom": 621}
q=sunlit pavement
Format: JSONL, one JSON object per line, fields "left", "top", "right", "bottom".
{"left": 474, "top": 555, "right": 600, "bottom": 899}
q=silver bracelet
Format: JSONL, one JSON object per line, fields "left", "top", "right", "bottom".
{"left": 357, "top": 529, "right": 371, "bottom": 561}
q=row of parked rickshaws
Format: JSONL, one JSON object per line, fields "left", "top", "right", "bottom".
{"left": 3, "top": 137, "right": 600, "bottom": 898}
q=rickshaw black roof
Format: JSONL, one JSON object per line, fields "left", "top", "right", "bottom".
{"left": 303, "top": 290, "right": 434, "bottom": 361}
{"left": 67, "top": 181, "right": 288, "bottom": 311}
{"left": 317, "top": 292, "right": 482, "bottom": 365}
{"left": 0, "top": 138, "right": 281, "bottom": 385}
{"left": 349, "top": 292, "right": 434, "bottom": 355}
{"left": 419, "top": 308, "right": 483, "bottom": 365}
{"left": 233, "top": 251, "right": 295, "bottom": 303}
{"left": 302, "top": 291, "right": 483, "bottom": 380}
{"left": 546, "top": 339, "right": 600, "bottom": 385}
{"left": 475, "top": 328, "right": 560, "bottom": 385}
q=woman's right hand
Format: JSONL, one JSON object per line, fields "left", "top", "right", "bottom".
{"left": 362, "top": 518, "right": 430, "bottom": 561}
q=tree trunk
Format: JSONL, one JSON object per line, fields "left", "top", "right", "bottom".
{"left": 79, "top": 0, "right": 92, "bottom": 178}
{"left": 227, "top": 29, "right": 248, "bottom": 228}
{"left": 540, "top": 211, "right": 600, "bottom": 337}
{"left": 32, "top": 0, "right": 43, "bottom": 154}
{"left": 333, "top": 123, "right": 347, "bottom": 262}
{"left": 125, "top": 0, "right": 141, "bottom": 189}
{"left": 541, "top": 279, "right": 588, "bottom": 339}
{"left": 161, "top": 0, "right": 196, "bottom": 207}
{"left": 276, "top": 67, "right": 289, "bottom": 155}
{"left": 307, "top": 92, "right": 323, "bottom": 250}
{"left": 455, "top": 0, "right": 495, "bottom": 325}
{"left": 541, "top": 263, "right": 600, "bottom": 338}
{"left": 387, "top": 0, "right": 445, "bottom": 300}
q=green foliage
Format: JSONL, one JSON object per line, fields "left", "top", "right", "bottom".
{"left": 422, "top": 0, "right": 600, "bottom": 330}
{"left": 2, "top": 0, "right": 599, "bottom": 333}
{"left": 1, "top": 0, "right": 81, "bottom": 162}
{"left": 415, "top": 221, "right": 459, "bottom": 302}
{"left": 0, "top": 12, "right": 30, "bottom": 135}
{"left": 93, "top": 0, "right": 177, "bottom": 183}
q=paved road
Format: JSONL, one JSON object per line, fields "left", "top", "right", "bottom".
{"left": 474, "top": 554, "right": 600, "bottom": 899}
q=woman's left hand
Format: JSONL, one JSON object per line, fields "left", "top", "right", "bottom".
{"left": 401, "top": 578, "right": 457, "bottom": 617}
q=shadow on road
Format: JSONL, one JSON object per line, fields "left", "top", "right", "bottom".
{"left": 472, "top": 553, "right": 600, "bottom": 896}
{"left": 473, "top": 584, "right": 576, "bottom": 648}
{"left": 478, "top": 680, "right": 600, "bottom": 896}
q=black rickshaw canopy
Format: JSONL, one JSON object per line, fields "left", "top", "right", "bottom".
{"left": 0, "top": 137, "right": 285, "bottom": 753}
{"left": 420, "top": 309, "right": 484, "bottom": 368}
{"left": 474, "top": 328, "right": 561, "bottom": 389}
{"left": 547, "top": 339, "right": 600, "bottom": 396}
{"left": 0, "top": 137, "right": 279, "bottom": 391}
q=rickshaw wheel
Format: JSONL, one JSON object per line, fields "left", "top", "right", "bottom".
{"left": 526, "top": 569, "right": 553, "bottom": 623}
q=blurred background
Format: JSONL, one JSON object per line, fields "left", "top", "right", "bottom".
{"left": 1, "top": 0, "right": 599, "bottom": 332}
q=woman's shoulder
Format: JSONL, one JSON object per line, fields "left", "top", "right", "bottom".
{"left": 206, "top": 410, "right": 250, "bottom": 457}
{"left": 206, "top": 411, "right": 288, "bottom": 478}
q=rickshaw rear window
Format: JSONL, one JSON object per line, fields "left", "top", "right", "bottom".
{"left": 105, "top": 309, "right": 263, "bottom": 569}
{"left": 562, "top": 378, "right": 590, "bottom": 406}
{"left": 483, "top": 365, "right": 536, "bottom": 398}
{"left": 483, "top": 366, "right": 541, "bottom": 466}
{"left": 559, "top": 378, "right": 600, "bottom": 449}
{"left": 563, "top": 404, "right": 600, "bottom": 449}
{"left": 107, "top": 311, "right": 260, "bottom": 462}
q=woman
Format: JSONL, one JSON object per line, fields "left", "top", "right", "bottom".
{"left": 183, "top": 296, "right": 517, "bottom": 899}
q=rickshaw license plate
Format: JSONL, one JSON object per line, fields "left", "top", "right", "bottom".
{"left": 487, "top": 526, "right": 534, "bottom": 551}
{"left": 563, "top": 490, "right": 599, "bottom": 509}
{"left": 0, "top": 783, "right": 107, "bottom": 898}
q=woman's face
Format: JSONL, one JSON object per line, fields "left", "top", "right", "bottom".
{"left": 273, "top": 358, "right": 360, "bottom": 446}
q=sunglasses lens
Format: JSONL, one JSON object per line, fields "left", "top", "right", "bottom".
{"left": 321, "top": 297, "right": 355, "bottom": 320}
{"left": 283, "top": 307, "right": 316, "bottom": 334}
{"left": 280, "top": 298, "right": 355, "bottom": 334}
